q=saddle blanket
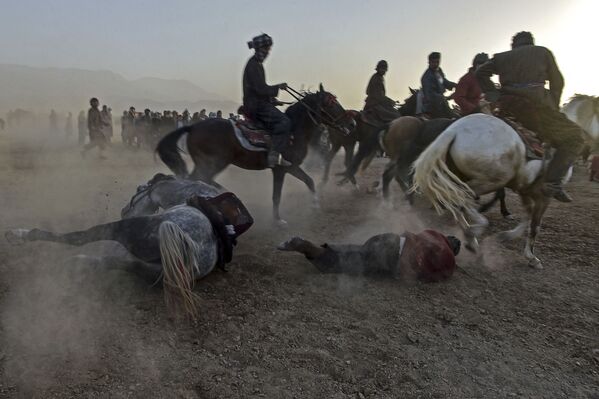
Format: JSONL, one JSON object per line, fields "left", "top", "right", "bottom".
{"left": 230, "top": 120, "right": 268, "bottom": 152}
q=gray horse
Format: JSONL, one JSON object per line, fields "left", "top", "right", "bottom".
{"left": 121, "top": 173, "right": 224, "bottom": 218}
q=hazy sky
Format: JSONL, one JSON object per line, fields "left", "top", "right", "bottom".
{"left": 0, "top": 0, "right": 595, "bottom": 109}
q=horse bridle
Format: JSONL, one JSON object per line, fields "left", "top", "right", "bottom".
{"left": 284, "top": 87, "right": 349, "bottom": 133}
{"left": 126, "top": 183, "right": 156, "bottom": 212}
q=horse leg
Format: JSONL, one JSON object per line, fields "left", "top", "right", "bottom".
{"left": 382, "top": 161, "right": 397, "bottom": 204}
{"left": 7, "top": 223, "right": 119, "bottom": 246}
{"left": 288, "top": 165, "right": 319, "bottom": 209}
{"left": 272, "top": 167, "right": 287, "bottom": 225}
{"left": 7, "top": 218, "right": 162, "bottom": 262}
{"left": 524, "top": 194, "right": 550, "bottom": 269}
{"left": 344, "top": 142, "right": 356, "bottom": 170}
{"left": 322, "top": 142, "right": 341, "bottom": 184}
{"left": 478, "top": 189, "right": 513, "bottom": 219}
{"left": 455, "top": 209, "right": 479, "bottom": 253}
{"left": 497, "top": 188, "right": 513, "bottom": 219}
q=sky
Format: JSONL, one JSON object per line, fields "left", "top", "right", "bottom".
{"left": 0, "top": 0, "right": 596, "bottom": 109}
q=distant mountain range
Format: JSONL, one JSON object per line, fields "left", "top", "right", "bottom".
{"left": 0, "top": 64, "right": 238, "bottom": 114}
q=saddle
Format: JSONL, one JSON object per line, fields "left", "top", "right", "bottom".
{"left": 498, "top": 116, "right": 544, "bottom": 159}
{"left": 186, "top": 193, "right": 254, "bottom": 270}
{"left": 233, "top": 119, "right": 271, "bottom": 148}
{"left": 492, "top": 97, "right": 544, "bottom": 159}
{"left": 233, "top": 106, "right": 271, "bottom": 149}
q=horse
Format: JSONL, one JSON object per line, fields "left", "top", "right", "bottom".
{"left": 121, "top": 173, "right": 224, "bottom": 218}
{"left": 410, "top": 113, "right": 576, "bottom": 269}
{"left": 335, "top": 89, "right": 420, "bottom": 186}
{"left": 6, "top": 196, "right": 254, "bottom": 319}
{"left": 156, "top": 84, "right": 354, "bottom": 224}
{"left": 320, "top": 110, "right": 361, "bottom": 184}
{"left": 380, "top": 116, "right": 513, "bottom": 218}
{"left": 562, "top": 94, "right": 599, "bottom": 160}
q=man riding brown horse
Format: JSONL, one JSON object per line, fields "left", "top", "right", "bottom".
{"left": 242, "top": 33, "right": 292, "bottom": 167}
{"left": 363, "top": 60, "right": 401, "bottom": 125}
{"left": 477, "top": 31, "right": 585, "bottom": 203}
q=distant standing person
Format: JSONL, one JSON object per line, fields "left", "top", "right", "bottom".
{"left": 81, "top": 98, "right": 107, "bottom": 159}
{"left": 0, "top": 118, "right": 5, "bottom": 130}
{"left": 64, "top": 112, "right": 74, "bottom": 139}
{"left": 49, "top": 109, "right": 58, "bottom": 134}
{"left": 101, "top": 105, "right": 113, "bottom": 143}
{"left": 77, "top": 111, "right": 86, "bottom": 145}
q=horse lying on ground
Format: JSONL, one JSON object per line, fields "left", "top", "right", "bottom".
{"left": 6, "top": 195, "right": 253, "bottom": 319}
{"left": 156, "top": 85, "right": 354, "bottom": 224}
{"left": 411, "top": 113, "right": 578, "bottom": 269}
{"left": 121, "top": 173, "right": 224, "bottom": 218}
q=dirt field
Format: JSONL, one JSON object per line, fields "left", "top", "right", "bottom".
{"left": 0, "top": 131, "right": 597, "bottom": 399}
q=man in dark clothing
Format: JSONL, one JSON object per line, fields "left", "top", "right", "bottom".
{"left": 476, "top": 31, "right": 585, "bottom": 202}
{"left": 421, "top": 52, "right": 456, "bottom": 118}
{"left": 242, "top": 33, "right": 291, "bottom": 167}
{"left": 77, "top": 110, "right": 86, "bottom": 145}
{"left": 81, "top": 98, "right": 107, "bottom": 159}
{"left": 454, "top": 53, "right": 489, "bottom": 116}
{"left": 278, "top": 230, "right": 460, "bottom": 283}
{"left": 363, "top": 60, "right": 400, "bottom": 124}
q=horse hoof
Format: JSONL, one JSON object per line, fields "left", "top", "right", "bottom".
{"left": 275, "top": 219, "right": 288, "bottom": 228}
{"left": 528, "top": 258, "right": 543, "bottom": 270}
{"left": 5, "top": 229, "right": 29, "bottom": 245}
{"left": 503, "top": 214, "right": 515, "bottom": 221}
{"left": 465, "top": 237, "right": 479, "bottom": 253}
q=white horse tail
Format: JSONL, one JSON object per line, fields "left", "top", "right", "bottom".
{"left": 411, "top": 128, "right": 475, "bottom": 219}
{"left": 158, "top": 221, "right": 202, "bottom": 320}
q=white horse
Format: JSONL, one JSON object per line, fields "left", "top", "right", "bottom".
{"left": 411, "top": 113, "right": 554, "bottom": 269}
{"left": 562, "top": 94, "right": 599, "bottom": 141}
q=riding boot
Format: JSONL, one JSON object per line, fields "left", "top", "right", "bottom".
{"left": 542, "top": 149, "right": 574, "bottom": 203}
{"left": 268, "top": 134, "right": 292, "bottom": 167}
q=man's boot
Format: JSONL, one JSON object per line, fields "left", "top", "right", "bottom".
{"left": 267, "top": 151, "right": 292, "bottom": 168}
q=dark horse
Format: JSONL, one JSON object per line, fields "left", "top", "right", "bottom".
{"left": 333, "top": 89, "right": 419, "bottom": 186}
{"left": 157, "top": 85, "right": 353, "bottom": 224}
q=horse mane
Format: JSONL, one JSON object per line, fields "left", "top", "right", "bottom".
{"left": 147, "top": 173, "right": 176, "bottom": 186}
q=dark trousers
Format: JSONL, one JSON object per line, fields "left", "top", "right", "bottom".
{"left": 364, "top": 104, "right": 401, "bottom": 125}
{"left": 499, "top": 95, "right": 585, "bottom": 183}
{"left": 252, "top": 103, "right": 291, "bottom": 153}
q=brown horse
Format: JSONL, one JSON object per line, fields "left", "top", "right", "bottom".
{"left": 156, "top": 85, "right": 353, "bottom": 224}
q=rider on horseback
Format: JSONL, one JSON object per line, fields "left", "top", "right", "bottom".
{"left": 363, "top": 60, "right": 401, "bottom": 124}
{"left": 421, "top": 52, "right": 456, "bottom": 118}
{"left": 476, "top": 31, "right": 585, "bottom": 202}
{"left": 242, "top": 33, "right": 292, "bottom": 167}
{"left": 454, "top": 53, "right": 489, "bottom": 116}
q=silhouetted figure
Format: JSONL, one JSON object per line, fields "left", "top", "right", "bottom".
{"left": 64, "top": 112, "right": 74, "bottom": 139}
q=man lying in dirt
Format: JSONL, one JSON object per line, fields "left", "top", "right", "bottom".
{"left": 278, "top": 229, "right": 460, "bottom": 282}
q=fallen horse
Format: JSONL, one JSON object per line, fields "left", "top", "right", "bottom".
{"left": 6, "top": 194, "right": 253, "bottom": 319}
{"left": 121, "top": 173, "right": 225, "bottom": 218}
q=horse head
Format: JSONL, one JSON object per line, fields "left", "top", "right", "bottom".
{"left": 398, "top": 89, "right": 419, "bottom": 116}
{"left": 315, "top": 83, "right": 354, "bottom": 134}
{"left": 121, "top": 181, "right": 160, "bottom": 218}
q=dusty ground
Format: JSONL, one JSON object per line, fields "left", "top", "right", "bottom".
{"left": 0, "top": 130, "right": 597, "bottom": 399}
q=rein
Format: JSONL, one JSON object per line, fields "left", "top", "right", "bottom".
{"left": 284, "top": 87, "right": 348, "bottom": 132}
